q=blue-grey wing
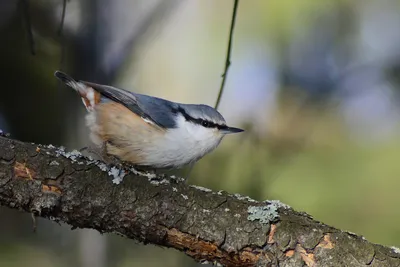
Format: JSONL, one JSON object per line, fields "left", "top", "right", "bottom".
{"left": 82, "top": 81, "right": 177, "bottom": 128}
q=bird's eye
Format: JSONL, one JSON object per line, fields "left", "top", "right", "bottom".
{"left": 201, "top": 120, "right": 210, "bottom": 127}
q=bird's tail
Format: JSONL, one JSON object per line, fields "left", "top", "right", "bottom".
{"left": 54, "top": 71, "right": 85, "bottom": 92}
{"left": 54, "top": 70, "right": 101, "bottom": 111}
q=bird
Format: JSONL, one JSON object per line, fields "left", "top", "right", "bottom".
{"left": 54, "top": 70, "right": 244, "bottom": 169}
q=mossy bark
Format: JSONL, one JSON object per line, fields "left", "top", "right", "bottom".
{"left": 0, "top": 136, "right": 399, "bottom": 266}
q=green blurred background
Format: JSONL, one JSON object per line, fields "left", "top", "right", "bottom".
{"left": 0, "top": 0, "right": 399, "bottom": 266}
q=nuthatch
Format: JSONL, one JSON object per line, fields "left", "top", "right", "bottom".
{"left": 54, "top": 71, "right": 244, "bottom": 169}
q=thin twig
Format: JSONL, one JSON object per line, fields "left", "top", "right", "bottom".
{"left": 58, "top": 0, "right": 67, "bottom": 36}
{"left": 31, "top": 212, "right": 37, "bottom": 232}
{"left": 57, "top": 0, "right": 68, "bottom": 95}
{"left": 214, "top": 0, "right": 239, "bottom": 110}
{"left": 21, "top": 0, "right": 35, "bottom": 55}
{"left": 58, "top": 0, "right": 68, "bottom": 68}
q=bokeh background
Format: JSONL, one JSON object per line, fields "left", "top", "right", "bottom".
{"left": 1, "top": 0, "right": 400, "bottom": 266}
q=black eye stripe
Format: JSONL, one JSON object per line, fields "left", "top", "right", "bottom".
{"left": 199, "top": 119, "right": 214, "bottom": 128}
{"left": 173, "top": 107, "right": 226, "bottom": 129}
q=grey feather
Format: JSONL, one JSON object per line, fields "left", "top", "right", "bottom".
{"left": 81, "top": 81, "right": 178, "bottom": 128}
{"left": 80, "top": 81, "right": 227, "bottom": 129}
{"left": 133, "top": 93, "right": 180, "bottom": 128}
{"left": 179, "top": 104, "right": 226, "bottom": 125}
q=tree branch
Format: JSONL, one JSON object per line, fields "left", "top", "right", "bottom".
{"left": 0, "top": 135, "right": 399, "bottom": 266}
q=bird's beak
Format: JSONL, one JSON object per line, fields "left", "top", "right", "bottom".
{"left": 220, "top": 126, "right": 244, "bottom": 134}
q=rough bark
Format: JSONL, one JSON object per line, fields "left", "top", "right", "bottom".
{"left": 0, "top": 135, "right": 399, "bottom": 267}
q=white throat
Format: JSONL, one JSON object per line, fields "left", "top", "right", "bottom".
{"left": 153, "top": 114, "right": 224, "bottom": 167}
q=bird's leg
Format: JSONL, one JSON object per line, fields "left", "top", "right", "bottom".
{"left": 79, "top": 145, "right": 102, "bottom": 159}
{"left": 100, "top": 142, "right": 122, "bottom": 167}
{"left": 79, "top": 146, "right": 88, "bottom": 152}
{"left": 131, "top": 164, "right": 157, "bottom": 174}
{"left": 80, "top": 143, "right": 121, "bottom": 167}
{"left": 183, "top": 163, "right": 195, "bottom": 182}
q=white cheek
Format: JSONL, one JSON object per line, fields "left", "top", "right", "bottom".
{"left": 175, "top": 115, "right": 223, "bottom": 149}
{"left": 183, "top": 121, "right": 215, "bottom": 140}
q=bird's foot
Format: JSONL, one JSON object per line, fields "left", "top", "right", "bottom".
{"left": 79, "top": 145, "right": 122, "bottom": 167}
{"left": 181, "top": 163, "right": 195, "bottom": 183}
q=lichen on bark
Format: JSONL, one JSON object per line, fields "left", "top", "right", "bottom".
{"left": 0, "top": 136, "right": 399, "bottom": 267}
